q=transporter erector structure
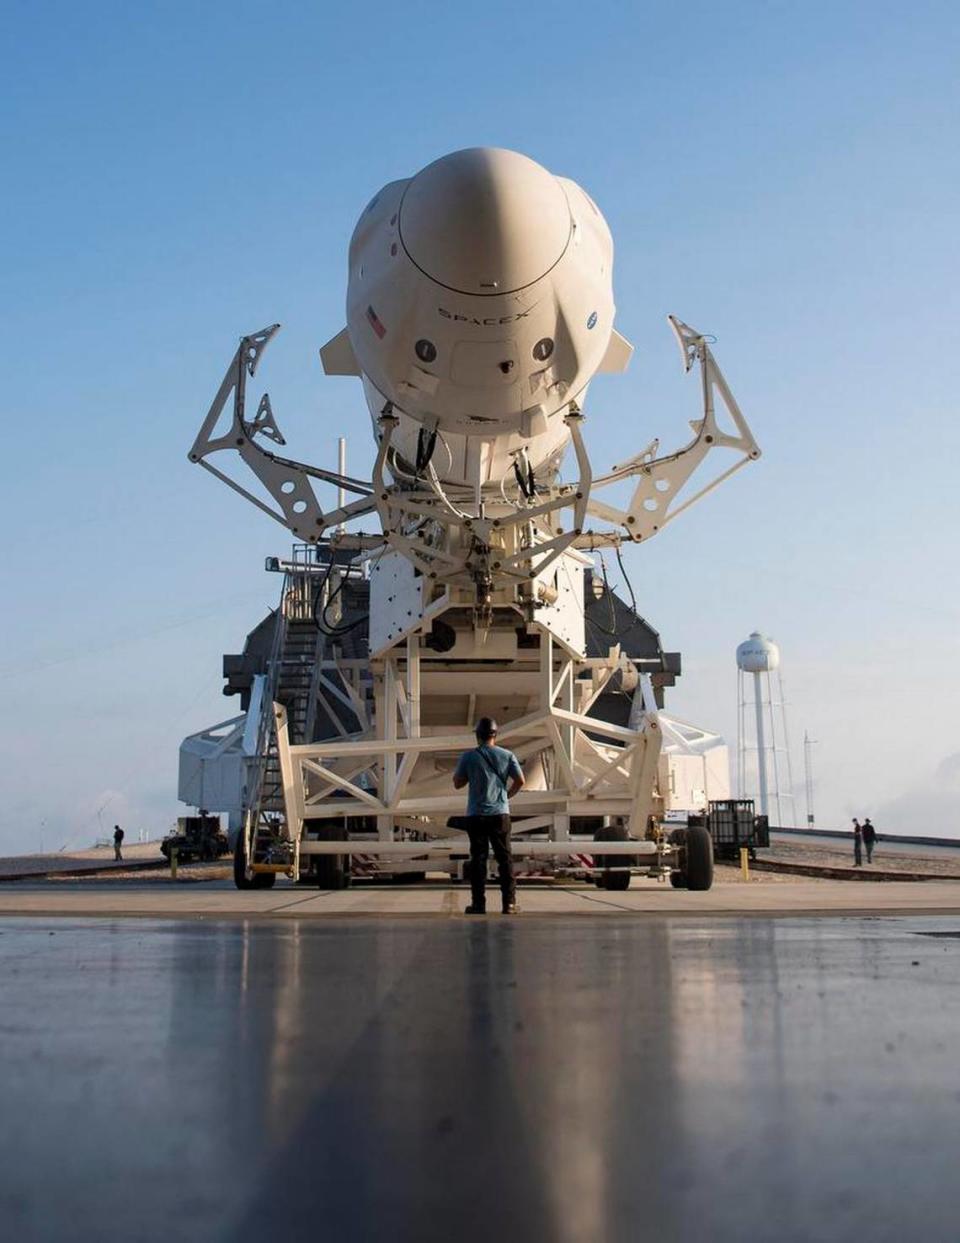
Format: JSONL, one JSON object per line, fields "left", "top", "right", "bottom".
{"left": 180, "top": 147, "right": 760, "bottom": 891}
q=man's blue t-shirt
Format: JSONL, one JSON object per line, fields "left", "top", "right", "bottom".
{"left": 454, "top": 744, "right": 523, "bottom": 816}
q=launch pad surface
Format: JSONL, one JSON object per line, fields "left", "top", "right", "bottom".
{"left": 2, "top": 875, "right": 960, "bottom": 919}
{"left": 3, "top": 911, "right": 959, "bottom": 1241}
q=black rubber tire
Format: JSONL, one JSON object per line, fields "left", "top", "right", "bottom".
{"left": 315, "top": 824, "right": 350, "bottom": 890}
{"left": 594, "top": 823, "right": 632, "bottom": 890}
{"left": 233, "top": 831, "right": 276, "bottom": 890}
{"left": 685, "top": 824, "right": 714, "bottom": 891}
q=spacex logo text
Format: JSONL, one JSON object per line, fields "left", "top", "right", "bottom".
{"left": 438, "top": 307, "right": 532, "bottom": 326}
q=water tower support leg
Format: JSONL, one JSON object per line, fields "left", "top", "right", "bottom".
{"left": 754, "top": 670, "right": 768, "bottom": 817}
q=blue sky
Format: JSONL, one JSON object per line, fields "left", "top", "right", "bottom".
{"left": 1, "top": 0, "right": 958, "bottom": 852}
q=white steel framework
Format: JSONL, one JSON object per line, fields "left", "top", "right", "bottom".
{"left": 189, "top": 317, "right": 760, "bottom": 883}
{"left": 737, "top": 665, "right": 797, "bottom": 828}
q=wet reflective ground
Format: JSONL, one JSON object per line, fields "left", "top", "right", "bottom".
{"left": 1, "top": 915, "right": 959, "bottom": 1242}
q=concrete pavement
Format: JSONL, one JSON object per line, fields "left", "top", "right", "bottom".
{"left": 2, "top": 875, "right": 960, "bottom": 918}
{"left": 2, "top": 912, "right": 959, "bottom": 1241}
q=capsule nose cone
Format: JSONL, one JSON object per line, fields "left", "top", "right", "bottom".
{"left": 399, "top": 147, "right": 572, "bottom": 296}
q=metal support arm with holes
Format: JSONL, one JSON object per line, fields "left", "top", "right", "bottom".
{"left": 189, "top": 325, "right": 377, "bottom": 542}
{"left": 578, "top": 317, "right": 761, "bottom": 548}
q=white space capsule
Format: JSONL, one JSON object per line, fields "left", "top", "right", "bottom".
{"left": 320, "top": 147, "right": 632, "bottom": 488}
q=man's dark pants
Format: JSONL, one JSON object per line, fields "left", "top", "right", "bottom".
{"left": 466, "top": 815, "right": 515, "bottom": 910}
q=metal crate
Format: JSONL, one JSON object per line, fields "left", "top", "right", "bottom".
{"left": 689, "top": 800, "right": 769, "bottom": 860}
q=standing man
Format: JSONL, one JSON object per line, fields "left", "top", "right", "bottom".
{"left": 852, "top": 818, "right": 863, "bottom": 867}
{"left": 453, "top": 718, "right": 524, "bottom": 915}
{"left": 113, "top": 824, "right": 124, "bottom": 862}
{"left": 862, "top": 817, "right": 877, "bottom": 864}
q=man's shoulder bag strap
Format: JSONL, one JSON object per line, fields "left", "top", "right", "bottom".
{"left": 476, "top": 747, "right": 509, "bottom": 795}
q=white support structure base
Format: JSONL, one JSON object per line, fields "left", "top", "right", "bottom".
{"left": 270, "top": 599, "right": 671, "bottom": 881}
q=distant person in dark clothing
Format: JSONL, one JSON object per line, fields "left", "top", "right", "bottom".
{"left": 852, "top": 818, "right": 862, "bottom": 867}
{"left": 862, "top": 818, "right": 877, "bottom": 863}
{"left": 453, "top": 718, "right": 524, "bottom": 915}
{"left": 113, "top": 824, "right": 124, "bottom": 862}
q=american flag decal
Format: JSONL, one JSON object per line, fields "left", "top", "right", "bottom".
{"left": 366, "top": 305, "right": 386, "bottom": 339}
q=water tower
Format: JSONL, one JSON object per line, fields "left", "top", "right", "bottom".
{"left": 736, "top": 632, "right": 796, "bottom": 826}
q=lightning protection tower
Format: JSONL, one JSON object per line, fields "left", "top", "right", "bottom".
{"left": 736, "top": 632, "right": 797, "bottom": 827}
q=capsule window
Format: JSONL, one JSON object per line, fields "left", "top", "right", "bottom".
{"left": 532, "top": 338, "right": 554, "bottom": 362}
{"left": 415, "top": 339, "right": 437, "bottom": 363}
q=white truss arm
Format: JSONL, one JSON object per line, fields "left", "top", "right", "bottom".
{"left": 189, "top": 325, "right": 377, "bottom": 543}
{"left": 581, "top": 316, "right": 761, "bottom": 546}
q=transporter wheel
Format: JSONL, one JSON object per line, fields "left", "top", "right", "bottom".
{"left": 315, "top": 824, "right": 351, "bottom": 890}
{"left": 594, "top": 824, "right": 632, "bottom": 892}
{"left": 233, "top": 832, "right": 276, "bottom": 890}
{"left": 685, "top": 824, "right": 714, "bottom": 891}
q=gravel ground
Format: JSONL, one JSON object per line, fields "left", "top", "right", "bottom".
{"left": 0, "top": 843, "right": 163, "bottom": 878}
{"left": 713, "top": 861, "right": 809, "bottom": 884}
{"left": 46, "top": 861, "right": 232, "bottom": 883}
{"left": 765, "top": 837, "right": 960, "bottom": 877}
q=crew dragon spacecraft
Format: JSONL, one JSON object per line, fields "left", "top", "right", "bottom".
{"left": 185, "top": 147, "right": 761, "bottom": 890}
